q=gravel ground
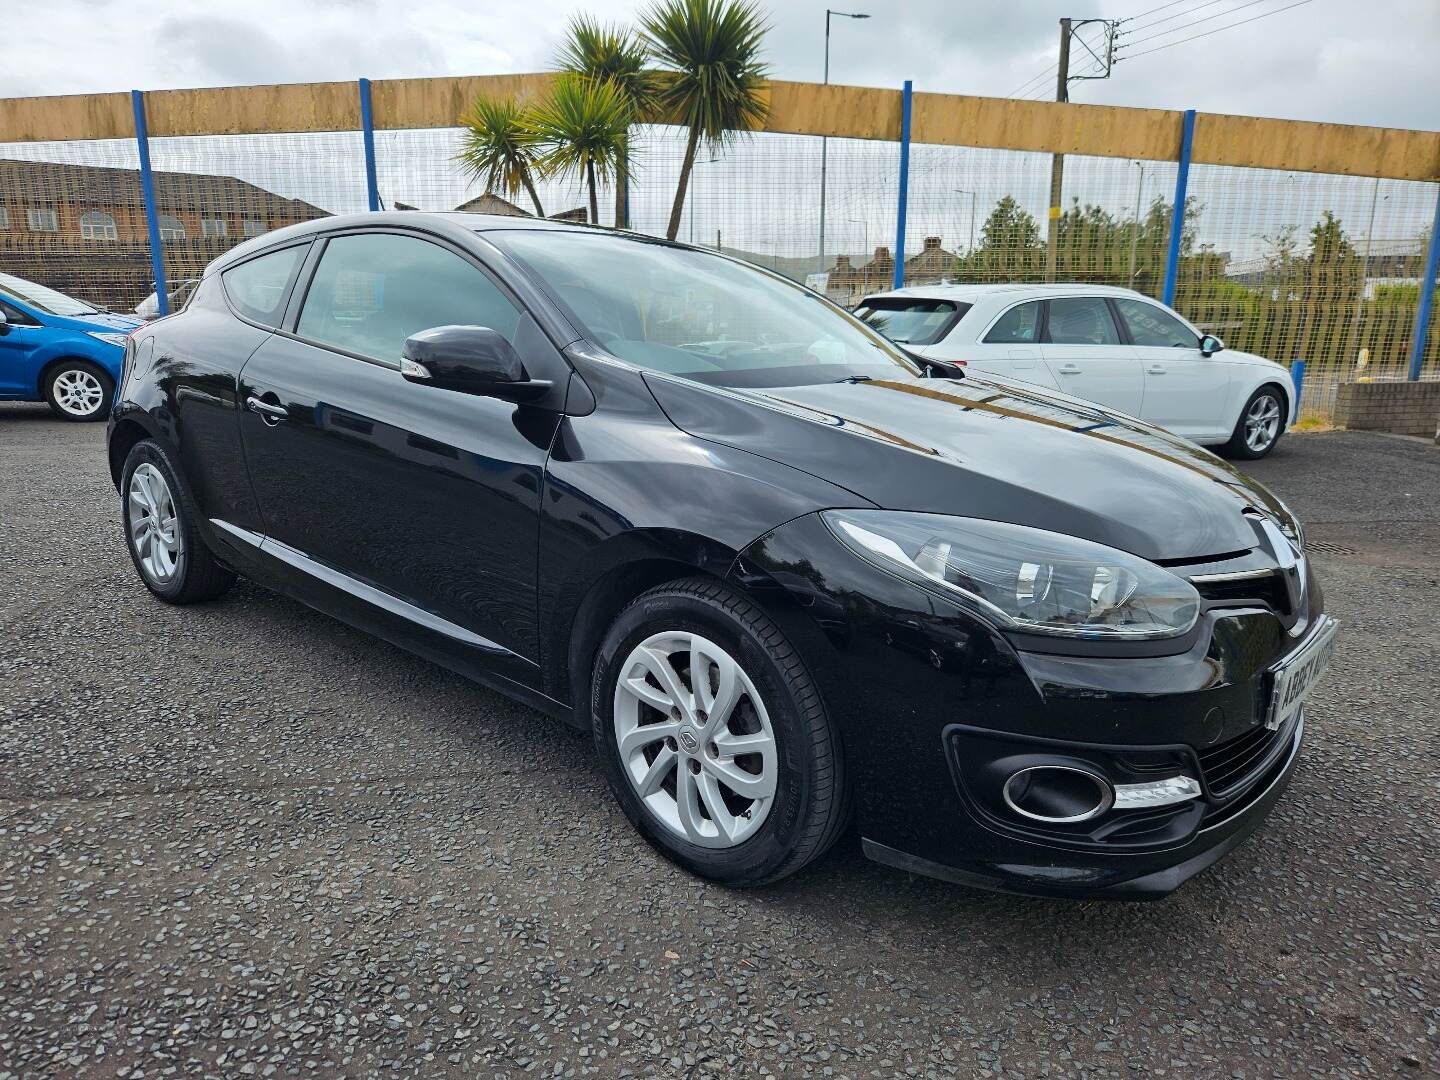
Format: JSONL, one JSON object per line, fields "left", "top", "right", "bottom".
{"left": 2, "top": 404, "right": 1436, "bottom": 1079}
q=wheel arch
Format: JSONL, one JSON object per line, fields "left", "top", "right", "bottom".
{"left": 554, "top": 532, "right": 744, "bottom": 729}
{"left": 36, "top": 353, "right": 112, "bottom": 398}
{"left": 107, "top": 414, "right": 160, "bottom": 490}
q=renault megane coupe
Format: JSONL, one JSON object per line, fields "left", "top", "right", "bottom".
{"left": 107, "top": 213, "right": 1335, "bottom": 898}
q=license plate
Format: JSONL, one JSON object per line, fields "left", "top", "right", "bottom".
{"left": 1266, "top": 617, "right": 1338, "bottom": 731}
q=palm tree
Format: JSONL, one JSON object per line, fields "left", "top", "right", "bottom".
{"left": 530, "top": 75, "right": 632, "bottom": 226}
{"left": 555, "top": 15, "right": 658, "bottom": 229}
{"left": 640, "top": 0, "right": 770, "bottom": 241}
{"left": 455, "top": 96, "right": 547, "bottom": 217}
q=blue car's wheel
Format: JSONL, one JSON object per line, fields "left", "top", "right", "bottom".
{"left": 44, "top": 359, "right": 113, "bottom": 422}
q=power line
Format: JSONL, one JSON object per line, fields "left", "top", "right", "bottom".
{"left": 1119, "top": 0, "right": 1316, "bottom": 59}
{"left": 1123, "top": 0, "right": 1231, "bottom": 36}
{"left": 1120, "top": 0, "right": 1195, "bottom": 22}
{"left": 1119, "top": 0, "right": 1293, "bottom": 52}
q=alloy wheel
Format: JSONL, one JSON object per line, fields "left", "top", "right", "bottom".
{"left": 1244, "top": 395, "right": 1282, "bottom": 452}
{"left": 128, "top": 463, "right": 183, "bottom": 583}
{"left": 53, "top": 368, "right": 106, "bottom": 418}
{"left": 613, "top": 631, "right": 777, "bottom": 849}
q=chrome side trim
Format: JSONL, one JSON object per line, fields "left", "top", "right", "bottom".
{"left": 209, "top": 517, "right": 266, "bottom": 549}
{"left": 208, "top": 517, "right": 514, "bottom": 658}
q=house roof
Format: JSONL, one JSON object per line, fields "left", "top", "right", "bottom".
{"left": 0, "top": 159, "right": 328, "bottom": 218}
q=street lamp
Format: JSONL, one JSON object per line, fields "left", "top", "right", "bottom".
{"left": 1128, "top": 161, "right": 1147, "bottom": 283}
{"left": 689, "top": 157, "right": 720, "bottom": 246}
{"left": 952, "top": 189, "right": 978, "bottom": 254}
{"left": 818, "top": 9, "right": 869, "bottom": 275}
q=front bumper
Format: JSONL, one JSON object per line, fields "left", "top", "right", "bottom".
{"left": 731, "top": 513, "right": 1329, "bottom": 900}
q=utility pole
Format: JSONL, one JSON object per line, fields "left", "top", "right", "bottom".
{"left": 1045, "top": 18, "right": 1071, "bottom": 283}
{"left": 818, "top": 10, "right": 870, "bottom": 277}
{"left": 1043, "top": 17, "right": 1117, "bottom": 282}
{"left": 1128, "top": 161, "right": 1146, "bottom": 283}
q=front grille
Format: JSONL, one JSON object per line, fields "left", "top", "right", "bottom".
{"left": 1192, "top": 570, "right": 1293, "bottom": 617}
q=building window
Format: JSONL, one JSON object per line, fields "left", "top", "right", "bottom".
{"left": 159, "top": 216, "right": 186, "bottom": 240}
{"left": 0, "top": 207, "right": 9, "bottom": 229}
{"left": 201, "top": 218, "right": 228, "bottom": 239}
{"left": 242, "top": 219, "right": 266, "bottom": 238}
{"left": 80, "top": 210, "right": 119, "bottom": 241}
{"left": 27, "top": 208, "right": 59, "bottom": 232}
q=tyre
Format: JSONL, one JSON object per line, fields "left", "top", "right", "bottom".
{"left": 591, "top": 576, "right": 848, "bottom": 886}
{"left": 1221, "top": 385, "right": 1286, "bottom": 459}
{"left": 121, "top": 440, "right": 236, "bottom": 604}
{"left": 44, "top": 359, "right": 114, "bottom": 422}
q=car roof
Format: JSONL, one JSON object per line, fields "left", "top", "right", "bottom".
{"left": 860, "top": 282, "right": 1150, "bottom": 305}
{"left": 204, "top": 210, "right": 667, "bottom": 276}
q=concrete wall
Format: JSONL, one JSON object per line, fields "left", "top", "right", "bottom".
{"left": 1334, "top": 381, "right": 1440, "bottom": 439}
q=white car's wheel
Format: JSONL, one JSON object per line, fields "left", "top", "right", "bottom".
{"left": 1222, "top": 386, "right": 1286, "bottom": 460}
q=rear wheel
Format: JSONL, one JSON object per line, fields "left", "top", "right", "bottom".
{"left": 121, "top": 440, "right": 236, "bottom": 604}
{"left": 591, "top": 577, "right": 848, "bottom": 886}
{"left": 44, "top": 360, "right": 113, "bottom": 422}
{"left": 1222, "top": 385, "right": 1286, "bottom": 459}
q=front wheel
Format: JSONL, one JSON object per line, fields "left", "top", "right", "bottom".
{"left": 44, "top": 360, "right": 114, "bottom": 422}
{"left": 591, "top": 577, "right": 848, "bottom": 886}
{"left": 1222, "top": 386, "right": 1286, "bottom": 459}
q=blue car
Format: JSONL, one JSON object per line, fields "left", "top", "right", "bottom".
{"left": 0, "top": 272, "right": 143, "bottom": 421}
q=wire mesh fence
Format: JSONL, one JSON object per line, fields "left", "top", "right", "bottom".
{"left": 1, "top": 88, "right": 1436, "bottom": 422}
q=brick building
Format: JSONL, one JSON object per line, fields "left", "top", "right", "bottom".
{"left": 0, "top": 159, "right": 327, "bottom": 310}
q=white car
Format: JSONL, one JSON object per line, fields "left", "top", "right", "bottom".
{"left": 853, "top": 284, "right": 1294, "bottom": 459}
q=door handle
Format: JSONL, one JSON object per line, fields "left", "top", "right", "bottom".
{"left": 246, "top": 396, "right": 289, "bottom": 423}
{"left": 1056, "top": 363, "right": 1082, "bottom": 375}
{"left": 1147, "top": 365, "right": 1168, "bottom": 374}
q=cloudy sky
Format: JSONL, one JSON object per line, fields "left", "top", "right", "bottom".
{"left": 4, "top": 0, "right": 1436, "bottom": 266}
{"left": 6, "top": 0, "right": 1436, "bottom": 128}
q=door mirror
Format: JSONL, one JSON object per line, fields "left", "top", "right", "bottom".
{"left": 401, "top": 324, "right": 553, "bottom": 401}
{"left": 0, "top": 308, "right": 9, "bottom": 336}
{"left": 1199, "top": 333, "right": 1224, "bottom": 357}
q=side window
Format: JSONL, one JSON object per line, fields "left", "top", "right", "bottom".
{"left": 295, "top": 233, "right": 521, "bottom": 366}
{"left": 2, "top": 299, "right": 37, "bottom": 324}
{"left": 983, "top": 300, "right": 1043, "bottom": 344}
{"left": 221, "top": 245, "right": 305, "bottom": 328}
{"left": 1045, "top": 297, "right": 1121, "bottom": 345}
{"left": 1114, "top": 297, "right": 1199, "bottom": 349}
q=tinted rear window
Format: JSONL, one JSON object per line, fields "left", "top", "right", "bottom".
{"left": 853, "top": 297, "right": 970, "bottom": 345}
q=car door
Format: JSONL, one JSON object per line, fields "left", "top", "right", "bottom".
{"left": 236, "top": 228, "right": 571, "bottom": 685}
{"left": 1112, "top": 296, "right": 1233, "bottom": 440}
{"left": 0, "top": 299, "right": 38, "bottom": 396}
{"left": 1040, "top": 295, "right": 1143, "bottom": 415}
{"left": 965, "top": 299, "right": 1058, "bottom": 389}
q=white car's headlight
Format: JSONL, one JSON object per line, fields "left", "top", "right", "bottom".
{"left": 87, "top": 331, "right": 130, "bottom": 346}
{"left": 823, "top": 510, "right": 1201, "bottom": 639}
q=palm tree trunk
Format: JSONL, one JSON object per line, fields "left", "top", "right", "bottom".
{"left": 586, "top": 159, "right": 599, "bottom": 225}
{"left": 666, "top": 123, "right": 702, "bottom": 242}
{"left": 614, "top": 138, "right": 628, "bottom": 230}
{"left": 521, "top": 170, "right": 546, "bottom": 218}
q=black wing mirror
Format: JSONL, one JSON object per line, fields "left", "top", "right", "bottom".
{"left": 400, "top": 325, "right": 553, "bottom": 401}
{"left": 1199, "top": 333, "right": 1224, "bottom": 357}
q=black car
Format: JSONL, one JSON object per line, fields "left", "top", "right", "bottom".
{"left": 108, "top": 213, "right": 1336, "bottom": 899}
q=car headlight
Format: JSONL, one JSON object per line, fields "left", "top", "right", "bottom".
{"left": 87, "top": 331, "right": 130, "bottom": 346}
{"left": 822, "top": 510, "right": 1200, "bottom": 639}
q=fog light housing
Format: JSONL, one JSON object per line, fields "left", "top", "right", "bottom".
{"left": 1002, "top": 765, "right": 1114, "bottom": 824}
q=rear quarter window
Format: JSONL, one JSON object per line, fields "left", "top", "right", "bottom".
{"left": 221, "top": 245, "right": 306, "bottom": 328}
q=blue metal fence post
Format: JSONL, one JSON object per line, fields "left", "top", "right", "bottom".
{"left": 1407, "top": 187, "right": 1440, "bottom": 381}
{"left": 893, "top": 80, "right": 913, "bottom": 291}
{"left": 1288, "top": 360, "right": 1305, "bottom": 423}
{"left": 1162, "top": 109, "right": 1196, "bottom": 307}
{"left": 130, "top": 90, "right": 169, "bottom": 317}
{"left": 358, "top": 78, "right": 381, "bottom": 212}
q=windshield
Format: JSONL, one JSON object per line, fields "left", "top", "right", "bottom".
{"left": 491, "top": 231, "right": 922, "bottom": 388}
{"left": 0, "top": 272, "right": 98, "bottom": 316}
{"left": 853, "top": 296, "right": 970, "bottom": 345}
